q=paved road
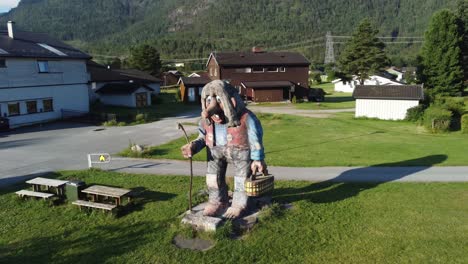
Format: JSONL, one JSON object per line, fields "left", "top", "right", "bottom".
{"left": 0, "top": 111, "right": 200, "bottom": 186}
{"left": 248, "top": 105, "right": 354, "bottom": 118}
{"left": 94, "top": 158, "right": 468, "bottom": 183}
{"left": 1, "top": 106, "right": 467, "bottom": 187}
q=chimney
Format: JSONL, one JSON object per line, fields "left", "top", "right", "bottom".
{"left": 7, "top": 21, "right": 15, "bottom": 39}
{"left": 252, "top": 46, "right": 264, "bottom": 53}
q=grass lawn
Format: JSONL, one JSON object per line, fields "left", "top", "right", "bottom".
{"left": 91, "top": 91, "right": 198, "bottom": 126}
{"left": 299, "top": 82, "right": 355, "bottom": 110}
{"left": 127, "top": 112, "right": 468, "bottom": 167}
{"left": 1, "top": 170, "right": 466, "bottom": 263}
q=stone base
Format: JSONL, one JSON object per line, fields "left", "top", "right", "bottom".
{"left": 181, "top": 196, "right": 272, "bottom": 232}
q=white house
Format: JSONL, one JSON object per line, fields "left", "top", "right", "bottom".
{"left": 0, "top": 21, "right": 91, "bottom": 128}
{"left": 385, "top": 67, "right": 404, "bottom": 82}
{"left": 333, "top": 75, "right": 403, "bottom": 93}
{"left": 87, "top": 61, "right": 161, "bottom": 107}
{"left": 353, "top": 85, "right": 424, "bottom": 120}
{"left": 95, "top": 83, "right": 153, "bottom": 108}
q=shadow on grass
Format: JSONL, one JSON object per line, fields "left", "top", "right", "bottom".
{"left": 0, "top": 222, "right": 159, "bottom": 263}
{"left": 274, "top": 155, "right": 447, "bottom": 204}
{"left": 117, "top": 187, "right": 177, "bottom": 217}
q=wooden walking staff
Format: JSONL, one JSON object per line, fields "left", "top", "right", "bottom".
{"left": 178, "top": 123, "right": 193, "bottom": 211}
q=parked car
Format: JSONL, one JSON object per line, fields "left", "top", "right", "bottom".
{"left": 308, "top": 88, "right": 325, "bottom": 102}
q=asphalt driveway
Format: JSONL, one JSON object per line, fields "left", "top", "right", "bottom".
{"left": 0, "top": 111, "right": 200, "bottom": 185}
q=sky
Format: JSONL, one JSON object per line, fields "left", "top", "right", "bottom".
{"left": 0, "top": 0, "right": 20, "bottom": 13}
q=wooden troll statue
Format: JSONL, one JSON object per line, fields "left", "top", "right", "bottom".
{"left": 181, "top": 80, "right": 267, "bottom": 219}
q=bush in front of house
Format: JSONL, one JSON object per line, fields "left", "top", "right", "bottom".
{"left": 405, "top": 104, "right": 426, "bottom": 122}
{"left": 423, "top": 105, "right": 452, "bottom": 133}
{"left": 462, "top": 114, "right": 468, "bottom": 134}
{"left": 434, "top": 97, "right": 466, "bottom": 130}
{"left": 135, "top": 113, "right": 147, "bottom": 123}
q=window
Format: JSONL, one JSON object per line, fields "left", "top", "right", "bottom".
{"left": 209, "top": 68, "right": 213, "bottom": 76}
{"left": 235, "top": 68, "right": 252, "bottom": 73}
{"left": 280, "top": 67, "right": 286, "bottom": 72}
{"left": 266, "top": 67, "right": 279, "bottom": 72}
{"left": 43, "top": 99, "right": 53, "bottom": 112}
{"left": 38, "top": 61, "right": 49, "bottom": 73}
{"left": 8, "top": 102, "right": 20, "bottom": 116}
{"left": 0, "top": 59, "right": 6, "bottom": 68}
{"left": 135, "top": 92, "right": 148, "bottom": 107}
{"left": 26, "top": 101, "right": 37, "bottom": 114}
{"left": 214, "top": 68, "right": 218, "bottom": 77}
{"left": 252, "top": 66, "right": 264, "bottom": 73}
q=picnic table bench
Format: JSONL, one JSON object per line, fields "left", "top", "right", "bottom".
{"left": 16, "top": 190, "right": 55, "bottom": 200}
{"left": 25, "top": 177, "right": 69, "bottom": 196}
{"left": 72, "top": 200, "right": 117, "bottom": 211}
{"left": 81, "top": 185, "right": 131, "bottom": 206}
{"left": 16, "top": 177, "right": 69, "bottom": 199}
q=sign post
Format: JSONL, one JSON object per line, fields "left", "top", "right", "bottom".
{"left": 87, "top": 153, "right": 111, "bottom": 168}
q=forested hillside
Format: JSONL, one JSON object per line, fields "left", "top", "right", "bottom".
{"left": 0, "top": 0, "right": 457, "bottom": 64}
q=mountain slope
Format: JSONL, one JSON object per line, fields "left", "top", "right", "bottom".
{"left": 0, "top": 0, "right": 457, "bottom": 63}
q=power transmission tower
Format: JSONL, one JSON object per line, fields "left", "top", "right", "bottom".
{"left": 324, "top": 31, "right": 335, "bottom": 65}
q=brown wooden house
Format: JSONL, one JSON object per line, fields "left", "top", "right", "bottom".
{"left": 178, "top": 76, "right": 211, "bottom": 103}
{"left": 206, "top": 48, "right": 310, "bottom": 102}
{"left": 161, "top": 70, "right": 183, "bottom": 86}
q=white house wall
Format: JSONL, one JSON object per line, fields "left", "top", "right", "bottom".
{"left": 100, "top": 94, "right": 135, "bottom": 108}
{"left": 147, "top": 83, "right": 160, "bottom": 95}
{"left": 0, "top": 84, "right": 89, "bottom": 128}
{"left": 0, "top": 58, "right": 89, "bottom": 128}
{"left": 355, "top": 99, "right": 419, "bottom": 120}
{"left": 99, "top": 87, "right": 152, "bottom": 108}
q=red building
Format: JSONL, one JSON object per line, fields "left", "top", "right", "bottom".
{"left": 206, "top": 48, "right": 310, "bottom": 102}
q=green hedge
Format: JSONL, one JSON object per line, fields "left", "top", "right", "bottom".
{"left": 405, "top": 105, "right": 426, "bottom": 122}
{"left": 462, "top": 114, "right": 468, "bottom": 134}
{"left": 423, "top": 106, "right": 452, "bottom": 133}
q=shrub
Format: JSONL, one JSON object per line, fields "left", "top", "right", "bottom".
{"left": 462, "top": 114, "right": 468, "bottom": 134}
{"left": 423, "top": 105, "right": 452, "bottom": 133}
{"left": 135, "top": 113, "right": 145, "bottom": 122}
{"left": 291, "top": 96, "right": 297, "bottom": 104}
{"left": 405, "top": 104, "right": 426, "bottom": 122}
{"left": 102, "top": 120, "right": 118, "bottom": 126}
{"left": 434, "top": 97, "right": 465, "bottom": 117}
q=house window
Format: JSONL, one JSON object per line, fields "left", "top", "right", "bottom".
{"left": 252, "top": 67, "right": 264, "bottom": 73}
{"left": 209, "top": 68, "right": 213, "bottom": 76}
{"left": 279, "top": 67, "right": 286, "bottom": 72}
{"left": 26, "top": 101, "right": 37, "bottom": 114}
{"left": 135, "top": 92, "right": 148, "bottom": 107}
{"left": 214, "top": 68, "right": 218, "bottom": 77}
{"left": 266, "top": 67, "right": 279, "bottom": 72}
{"left": 0, "top": 59, "right": 6, "bottom": 68}
{"left": 38, "top": 61, "right": 49, "bottom": 73}
{"left": 43, "top": 99, "right": 53, "bottom": 112}
{"left": 8, "top": 102, "right": 20, "bottom": 116}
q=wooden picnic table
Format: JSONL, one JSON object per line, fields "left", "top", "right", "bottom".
{"left": 81, "top": 185, "right": 131, "bottom": 206}
{"left": 25, "top": 177, "right": 69, "bottom": 196}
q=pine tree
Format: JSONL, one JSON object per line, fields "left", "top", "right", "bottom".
{"left": 128, "top": 44, "right": 162, "bottom": 76}
{"left": 338, "top": 18, "right": 389, "bottom": 85}
{"left": 419, "top": 9, "right": 464, "bottom": 99}
{"left": 457, "top": 0, "right": 468, "bottom": 88}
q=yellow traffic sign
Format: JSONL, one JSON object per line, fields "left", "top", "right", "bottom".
{"left": 99, "top": 155, "right": 106, "bottom": 162}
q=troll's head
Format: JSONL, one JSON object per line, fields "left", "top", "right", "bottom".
{"left": 201, "top": 80, "right": 246, "bottom": 127}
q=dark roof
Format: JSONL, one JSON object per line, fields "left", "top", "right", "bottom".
{"left": 0, "top": 28, "right": 91, "bottom": 59}
{"left": 179, "top": 76, "right": 211, "bottom": 86}
{"left": 353, "top": 85, "right": 424, "bottom": 100}
{"left": 211, "top": 51, "right": 310, "bottom": 67}
{"left": 96, "top": 83, "right": 154, "bottom": 94}
{"left": 87, "top": 61, "right": 161, "bottom": 83}
{"left": 115, "top": 69, "right": 161, "bottom": 83}
{"left": 242, "top": 81, "right": 294, "bottom": 89}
